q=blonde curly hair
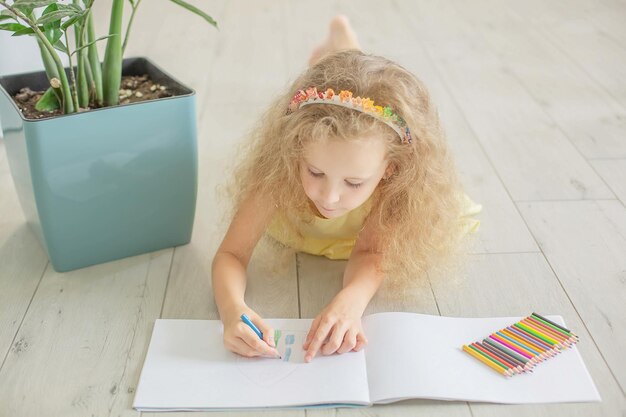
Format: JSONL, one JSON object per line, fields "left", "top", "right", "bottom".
{"left": 228, "top": 50, "right": 467, "bottom": 285}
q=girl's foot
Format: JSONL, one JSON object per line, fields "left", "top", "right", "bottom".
{"left": 308, "top": 15, "right": 361, "bottom": 66}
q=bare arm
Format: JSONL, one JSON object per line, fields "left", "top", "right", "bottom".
{"left": 211, "top": 193, "right": 279, "bottom": 357}
{"left": 302, "top": 217, "right": 385, "bottom": 361}
{"left": 338, "top": 249, "right": 385, "bottom": 314}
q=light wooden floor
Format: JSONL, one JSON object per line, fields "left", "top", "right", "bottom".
{"left": 1, "top": 0, "right": 625, "bottom": 415}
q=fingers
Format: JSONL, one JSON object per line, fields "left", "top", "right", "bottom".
{"left": 304, "top": 318, "right": 334, "bottom": 362}
{"left": 254, "top": 317, "right": 276, "bottom": 348}
{"left": 224, "top": 313, "right": 281, "bottom": 358}
{"left": 322, "top": 323, "right": 349, "bottom": 356}
{"left": 240, "top": 324, "right": 280, "bottom": 358}
{"left": 336, "top": 329, "right": 358, "bottom": 354}
{"left": 352, "top": 333, "right": 368, "bottom": 352}
{"left": 302, "top": 316, "right": 321, "bottom": 351}
{"left": 239, "top": 321, "right": 280, "bottom": 357}
{"left": 227, "top": 337, "right": 264, "bottom": 358}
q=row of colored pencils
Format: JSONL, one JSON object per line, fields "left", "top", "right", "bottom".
{"left": 462, "top": 312, "right": 579, "bottom": 377}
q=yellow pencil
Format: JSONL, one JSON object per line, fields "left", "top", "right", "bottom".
{"left": 462, "top": 345, "right": 512, "bottom": 377}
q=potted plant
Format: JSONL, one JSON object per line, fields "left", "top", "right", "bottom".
{"left": 0, "top": 0, "right": 217, "bottom": 272}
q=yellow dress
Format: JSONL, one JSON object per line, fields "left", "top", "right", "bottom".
{"left": 266, "top": 194, "right": 482, "bottom": 260}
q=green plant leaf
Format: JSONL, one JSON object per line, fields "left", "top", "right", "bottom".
{"left": 70, "top": 33, "right": 116, "bottom": 56}
{"left": 0, "top": 15, "right": 16, "bottom": 23}
{"left": 37, "top": 9, "right": 80, "bottom": 26}
{"left": 44, "top": 26, "right": 62, "bottom": 44}
{"left": 0, "top": 22, "right": 28, "bottom": 31}
{"left": 60, "top": 11, "right": 86, "bottom": 30}
{"left": 12, "top": 26, "right": 37, "bottom": 36}
{"left": 41, "top": 2, "right": 58, "bottom": 14}
{"left": 64, "top": 3, "right": 83, "bottom": 12}
{"left": 12, "top": 6, "right": 34, "bottom": 17}
{"left": 42, "top": 5, "right": 64, "bottom": 44}
{"left": 14, "top": 0, "right": 56, "bottom": 8}
{"left": 35, "top": 87, "right": 60, "bottom": 111}
{"left": 168, "top": 0, "right": 217, "bottom": 28}
{"left": 41, "top": 3, "right": 60, "bottom": 25}
{"left": 53, "top": 39, "right": 67, "bottom": 53}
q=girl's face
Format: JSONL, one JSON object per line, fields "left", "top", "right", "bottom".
{"left": 300, "top": 136, "right": 389, "bottom": 219}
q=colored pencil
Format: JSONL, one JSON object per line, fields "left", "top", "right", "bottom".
{"left": 531, "top": 312, "right": 572, "bottom": 334}
{"left": 463, "top": 313, "right": 578, "bottom": 377}
{"left": 500, "top": 328, "right": 549, "bottom": 359}
{"left": 463, "top": 345, "right": 512, "bottom": 377}
{"left": 507, "top": 327, "right": 556, "bottom": 359}
{"left": 525, "top": 317, "right": 576, "bottom": 345}
{"left": 490, "top": 333, "right": 535, "bottom": 360}
{"left": 504, "top": 326, "right": 549, "bottom": 353}
{"left": 515, "top": 322, "right": 559, "bottom": 346}
{"left": 507, "top": 326, "right": 555, "bottom": 352}
{"left": 481, "top": 342, "right": 530, "bottom": 372}
{"left": 483, "top": 337, "right": 533, "bottom": 366}
{"left": 496, "top": 330, "right": 544, "bottom": 359}
{"left": 520, "top": 319, "right": 568, "bottom": 349}
{"left": 478, "top": 341, "right": 530, "bottom": 373}
{"left": 471, "top": 342, "right": 521, "bottom": 374}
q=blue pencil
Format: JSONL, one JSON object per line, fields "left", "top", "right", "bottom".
{"left": 241, "top": 313, "right": 263, "bottom": 339}
{"left": 240, "top": 314, "right": 281, "bottom": 359}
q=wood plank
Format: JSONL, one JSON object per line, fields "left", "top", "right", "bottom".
{"left": 0, "top": 250, "right": 172, "bottom": 417}
{"left": 519, "top": 200, "right": 626, "bottom": 394}
{"left": 591, "top": 159, "right": 626, "bottom": 206}
{"left": 449, "top": 0, "right": 626, "bottom": 159}
{"left": 203, "top": 0, "right": 289, "bottom": 105}
{"left": 508, "top": 0, "right": 626, "bottom": 110}
{"left": 509, "top": 0, "right": 626, "bottom": 63}
{"left": 297, "top": 253, "right": 472, "bottom": 416}
{"left": 0, "top": 140, "right": 49, "bottom": 373}
{"left": 395, "top": 0, "right": 614, "bottom": 201}
{"left": 430, "top": 252, "right": 625, "bottom": 416}
{"left": 283, "top": 1, "right": 343, "bottom": 78}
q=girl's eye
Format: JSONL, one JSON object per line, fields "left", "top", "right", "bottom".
{"left": 308, "top": 169, "right": 324, "bottom": 177}
{"left": 346, "top": 181, "right": 362, "bottom": 189}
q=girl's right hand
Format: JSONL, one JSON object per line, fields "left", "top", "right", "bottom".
{"left": 222, "top": 307, "right": 281, "bottom": 358}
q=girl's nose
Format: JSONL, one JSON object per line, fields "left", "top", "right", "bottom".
{"left": 320, "top": 184, "right": 341, "bottom": 206}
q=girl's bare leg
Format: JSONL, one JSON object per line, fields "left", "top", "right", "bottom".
{"left": 309, "top": 15, "right": 361, "bottom": 66}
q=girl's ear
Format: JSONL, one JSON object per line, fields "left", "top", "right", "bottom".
{"left": 383, "top": 163, "right": 396, "bottom": 180}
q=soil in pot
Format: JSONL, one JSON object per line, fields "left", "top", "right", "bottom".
{"left": 12, "top": 74, "right": 174, "bottom": 120}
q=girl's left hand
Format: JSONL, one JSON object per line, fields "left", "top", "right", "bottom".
{"left": 302, "top": 293, "right": 368, "bottom": 362}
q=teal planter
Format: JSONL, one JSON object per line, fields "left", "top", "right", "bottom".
{"left": 0, "top": 58, "right": 197, "bottom": 272}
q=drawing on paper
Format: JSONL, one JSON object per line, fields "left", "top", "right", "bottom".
{"left": 236, "top": 329, "right": 308, "bottom": 386}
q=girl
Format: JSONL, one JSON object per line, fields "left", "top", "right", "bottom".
{"left": 212, "top": 16, "right": 480, "bottom": 363}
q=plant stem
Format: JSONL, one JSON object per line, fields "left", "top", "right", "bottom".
{"left": 102, "top": 0, "right": 124, "bottom": 106}
{"left": 86, "top": 11, "right": 103, "bottom": 105}
{"left": 74, "top": 28, "right": 89, "bottom": 107}
{"left": 73, "top": 0, "right": 90, "bottom": 107}
{"left": 0, "top": 1, "right": 74, "bottom": 113}
{"left": 36, "top": 38, "right": 64, "bottom": 109}
{"left": 83, "top": 51, "right": 95, "bottom": 103}
{"left": 121, "top": 0, "right": 141, "bottom": 56}
{"left": 64, "top": 31, "right": 80, "bottom": 110}
{"left": 36, "top": 37, "right": 60, "bottom": 80}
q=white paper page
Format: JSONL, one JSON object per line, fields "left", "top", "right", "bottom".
{"left": 363, "top": 312, "right": 601, "bottom": 404}
{"left": 133, "top": 319, "right": 370, "bottom": 411}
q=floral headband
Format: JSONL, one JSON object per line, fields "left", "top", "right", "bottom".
{"left": 287, "top": 87, "right": 413, "bottom": 144}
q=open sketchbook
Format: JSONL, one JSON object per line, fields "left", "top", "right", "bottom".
{"left": 133, "top": 312, "right": 601, "bottom": 411}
